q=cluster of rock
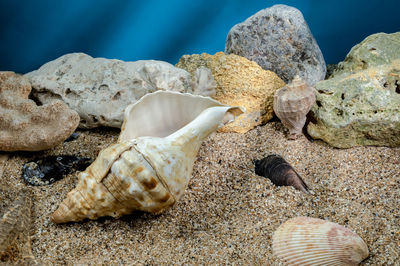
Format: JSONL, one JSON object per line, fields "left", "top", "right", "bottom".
{"left": 25, "top": 53, "right": 211, "bottom": 129}
{"left": 1, "top": 54, "right": 218, "bottom": 151}
{"left": 1, "top": 3, "right": 398, "bottom": 151}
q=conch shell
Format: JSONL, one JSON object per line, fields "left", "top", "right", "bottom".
{"left": 51, "top": 91, "right": 243, "bottom": 223}
{"left": 273, "top": 76, "right": 316, "bottom": 139}
{"left": 272, "top": 216, "right": 369, "bottom": 265}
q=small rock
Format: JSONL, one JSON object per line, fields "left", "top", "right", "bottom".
{"left": 22, "top": 155, "right": 92, "bottom": 186}
{"left": 225, "top": 4, "right": 326, "bottom": 86}
{"left": 64, "top": 132, "right": 80, "bottom": 142}
{"left": 176, "top": 52, "right": 285, "bottom": 133}
{"left": 0, "top": 72, "right": 80, "bottom": 152}
{"left": 25, "top": 53, "right": 203, "bottom": 129}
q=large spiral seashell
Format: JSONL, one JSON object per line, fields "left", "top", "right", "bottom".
{"left": 273, "top": 76, "right": 316, "bottom": 139}
{"left": 51, "top": 91, "right": 243, "bottom": 223}
{"left": 272, "top": 217, "right": 369, "bottom": 265}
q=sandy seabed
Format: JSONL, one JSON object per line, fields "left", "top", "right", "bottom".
{"left": 0, "top": 122, "right": 399, "bottom": 265}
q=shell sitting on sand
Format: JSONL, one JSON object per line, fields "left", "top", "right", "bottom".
{"left": 51, "top": 91, "right": 244, "bottom": 223}
{"left": 273, "top": 76, "right": 316, "bottom": 139}
{"left": 254, "top": 154, "right": 309, "bottom": 193}
{"left": 272, "top": 216, "right": 369, "bottom": 265}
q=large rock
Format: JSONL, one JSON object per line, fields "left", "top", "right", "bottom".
{"left": 333, "top": 32, "right": 400, "bottom": 76}
{"left": 0, "top": 72, "right": 79, "bottom": 151}
{"left": 25, "top": 53, "right": 205, "bottom": 129}
{"left": 176, "top": 52, "right": 285, "bottom": 133}
{"left": 307, "top": 60, "right": 400, "bottom": 148}
{"left": 225, "top": 4, "right": 326, "bottom": 86}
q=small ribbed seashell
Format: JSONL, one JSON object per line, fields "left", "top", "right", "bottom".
{"left": 273, "top": 76, "right": 316, "bottom": 139}
{"left": 254, "top": 154, "right": 309, "bottom": 193}
{"left": 272, "top": 217, "right": 369, "bottom": 266}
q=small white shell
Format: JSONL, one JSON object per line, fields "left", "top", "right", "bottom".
{"left": 272, "top": 217, "right": 369, "bottom": 266}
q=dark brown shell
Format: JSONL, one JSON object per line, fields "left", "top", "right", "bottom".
{"left": 254, "top": 154, "right": 309, "bottom": 193}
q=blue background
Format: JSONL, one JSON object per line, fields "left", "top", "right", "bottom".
{"left": 1, "top": 0, "right": 400, "bottom": 73}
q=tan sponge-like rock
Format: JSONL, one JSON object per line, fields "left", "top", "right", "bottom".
{"left": 176, "top": 52, "right": 285, "bottom": 133}
{"left": 0, "top": 71, "right": 79, "bottom": 151}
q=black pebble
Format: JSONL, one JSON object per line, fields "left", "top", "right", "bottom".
{"left": 22, "top": 155, "right": 93, "bottom": 186}
{"left": 64, "top": 132, "right": 80, "bottom": 142}
{"left": 254, "top": 154, "right": 309, "bottom": 193}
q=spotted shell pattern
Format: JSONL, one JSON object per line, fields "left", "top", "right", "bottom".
{"left": 51, "top": 140, "right": 175, "bottom": 223}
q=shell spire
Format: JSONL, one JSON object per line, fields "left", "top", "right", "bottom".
{"left": 51, "top": 91, "right": 244, "bottom": 223}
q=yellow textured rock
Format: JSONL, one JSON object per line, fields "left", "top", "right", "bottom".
{"left": 176, "top": 52, "right": 285, "bottom": 133}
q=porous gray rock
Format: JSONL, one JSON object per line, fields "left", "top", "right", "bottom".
{"left": 25, "top": 53, "right": 198, "bottom": 129}
{"left": 307, "top": 60, "right": 400, "bottom": 148}
{"left": 0, "top": 72, "right": 79, "bottom": 152}
{"left": 225, "top": 4, "right": 326, "bottom": 86}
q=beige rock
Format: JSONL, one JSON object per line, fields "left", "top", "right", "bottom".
{"left": 0, "top": 72, "right": 79, "bottom": 151}
{"left": 25, "top": 53, "right": 209, "bottom": 129}
{"left": 176, "top": 52, "right": 285, "bottom": 133}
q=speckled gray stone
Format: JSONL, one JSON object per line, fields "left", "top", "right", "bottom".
{"left": 225, "top": 4, "right": 326, "bottom": 86}
{"left": 25, "top": 53, "right": 195, "bottom": 129}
